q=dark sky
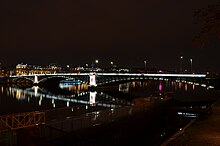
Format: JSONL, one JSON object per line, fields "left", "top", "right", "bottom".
{"left": 0, "top": 0, "right": 219, "bottom": 72}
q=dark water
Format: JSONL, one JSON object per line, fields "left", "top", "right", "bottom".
{"left": 0, "top": 79, "right": 219, "bottom": 146}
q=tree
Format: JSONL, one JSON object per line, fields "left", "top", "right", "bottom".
{"left": 193, "top": 2, "right": 220, "bottom": 48}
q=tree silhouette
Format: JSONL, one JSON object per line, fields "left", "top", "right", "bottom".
{"left": 193, "top": 2, "right": 220, "bottom": 48}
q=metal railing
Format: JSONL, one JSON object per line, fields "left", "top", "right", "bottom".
{"left": 0, "top": 111, "right": 45, "bottom": 130}
{"left": 45, "top": 98, "right": 163, "bottom": 133}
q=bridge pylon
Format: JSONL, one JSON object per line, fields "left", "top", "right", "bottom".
{"left": 34, "top": 75, "right": 38, "bottom": 85}
{"left": 89, "top": 72, "right": 97, "bottom": 87}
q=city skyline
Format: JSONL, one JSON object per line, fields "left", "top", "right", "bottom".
{"left": 0, "top": 0, "right": 220, "bottom": 72}
{"left": 0, "top": 57, "right": 200, "bottom": 72}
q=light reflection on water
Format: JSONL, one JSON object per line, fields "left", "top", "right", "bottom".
{"left": 0, "top": 86, "right": 132, "bottom": 115}
{"left": 0, "top": 79, "right": 217, "bottom": 116}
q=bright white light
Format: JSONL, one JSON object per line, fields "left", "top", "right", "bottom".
{"left": 89, "top": 91, "right": 96, "bottom": 105}
{"left": 89, "top": 74, "right": 97, "bottom": 86}
{"left": 39, "top": 99, "right": 41, "bottom": 106}
{"left": 34, "top": 75, "right": 38, "bottom": 84}
{"left": 33, "top": 86, "right": 38, "bottom": 96}
{"left": 201, "top": 84, "right": 206, "bottom": 87}
{"left": 12, "top": 72, "right": 206, "bottom": 79}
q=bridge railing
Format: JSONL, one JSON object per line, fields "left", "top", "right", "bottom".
{"left": 44, "top": 97, "right": 164, "bottom": 134}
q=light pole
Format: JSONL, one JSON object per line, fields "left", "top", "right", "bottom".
{"left": 95, "top": 59, "right": 99, "bottom": 64}
{"left": 144, "top": 60, "right": 147, "bottom": 71}
{"left": 110, "top": 61, "right": 113, "bottom": 66}
{"left": 190, "top": 58, "right": 193, "bottom": 72}
{"left": 95, "top": 59, "right": 99, "bottom": 70}
{"left": 110, "top": 61, "right": 114, "bottom": 70}
{"left": 180, "top": 56, "right": 183, "bottom": 72}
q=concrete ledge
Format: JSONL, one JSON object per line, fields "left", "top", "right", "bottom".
{"left": 161, "top": 119, "right": 196, "bottom": 146}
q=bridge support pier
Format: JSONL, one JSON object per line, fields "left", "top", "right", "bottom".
{"left": 89, "top": 73, "right": 97, "bottom": 87}
{"left": 34, "top": 75, "right": 39, "bottom": 85}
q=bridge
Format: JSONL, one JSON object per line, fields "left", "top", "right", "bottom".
{"left": 10, "top": 72, "right": 207, "bottom": 87}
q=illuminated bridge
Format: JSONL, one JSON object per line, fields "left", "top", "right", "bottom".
{"left": 10, "top": 72, "right": 207, "bottom": 87}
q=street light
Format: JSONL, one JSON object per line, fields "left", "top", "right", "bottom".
{"left": 95, "top": 59, "right": 99, "bottom": 71}
{"left": 190, "top": 58, "right": 193, "bottom": 72}
{"left": 180, "top": 56, "right": 183, "bottom": 72}
{"left": 110, "top": 61, "right": 114, "bottom": 71}
{"left": 144, "top": 60, "right": 147, "bottom": 71}
{"left": 95, "top": 60, "right": 99, "bottom": 64}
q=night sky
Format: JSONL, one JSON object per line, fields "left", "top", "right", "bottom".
{"left": 0, "top": 0, "right": 220, "bottom": 72}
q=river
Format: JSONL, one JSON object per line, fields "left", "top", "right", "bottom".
{"left": 0, "top": 78, "right": 219, "bottom": 146}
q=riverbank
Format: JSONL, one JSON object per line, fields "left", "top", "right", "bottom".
{"left": 161, "top": 95, "right": 220, "bottom": 146}
{"left": 4, "top": 96, "right": 174, "bottom": 146}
